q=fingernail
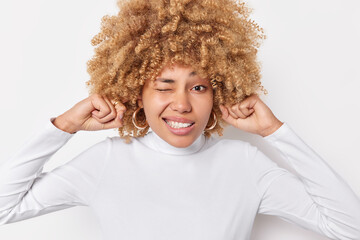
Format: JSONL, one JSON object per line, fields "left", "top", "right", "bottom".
{"left": 119, "top": 113, "right": 123, "bottom": 119}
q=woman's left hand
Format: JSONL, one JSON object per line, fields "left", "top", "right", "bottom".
{"left": 219, "top": 94, "right": 283, "bottom": 137}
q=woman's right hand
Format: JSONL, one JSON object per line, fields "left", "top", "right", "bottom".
{"left": 53, "top": 94, "right": 126, "bottom": 134}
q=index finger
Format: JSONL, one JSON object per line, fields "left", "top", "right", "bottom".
{"left": 111, "top": 100, "right": 126, "bottom": 111}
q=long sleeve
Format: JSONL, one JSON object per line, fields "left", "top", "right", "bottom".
{"left": 0, "top": 117, "right": 110, "bottom": 225}
{"left": 251, "top": 122, "right": 360, "bottom": 240}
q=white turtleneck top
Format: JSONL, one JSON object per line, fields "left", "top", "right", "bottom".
{"left": 0, "top": 117, "right": 360, "bottom": 240}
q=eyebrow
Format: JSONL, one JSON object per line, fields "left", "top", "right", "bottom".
{"left": 155, "top": 71, "right": 197, "bottom": 83}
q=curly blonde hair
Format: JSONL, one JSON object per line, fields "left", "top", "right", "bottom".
{"left": 85, "top": 0, "right": 267, "bottom": 142}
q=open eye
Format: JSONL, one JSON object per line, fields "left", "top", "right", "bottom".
{"left": 192, "top": 85, "right": 207, "bottom": 92}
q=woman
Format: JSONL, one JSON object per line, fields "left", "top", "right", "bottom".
{"left": 1, "top": 0, "right": 359, "bottom": 239}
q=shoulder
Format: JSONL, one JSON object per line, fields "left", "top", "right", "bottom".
{"left": 211, "top": 137, "right": 280, "bottom": 176}
{"left": 75, "top": 136, "right": 126, "bottom": 160}
{"left": 105, "top": 135, "right": 142, "bottom": 153}
{"left": 214, "top": 138, "right": 274, "bottom": 166}
{"left": 86, "top": 136, "right": 112, "bottom": 152}
{"left": 56, "top": 136, "right": 113, "bottom": 176}
{"left": 205, "top": 136, "right": 253, "bottom": 157}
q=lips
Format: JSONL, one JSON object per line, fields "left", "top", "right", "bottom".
{"left": 162, "top": 116, "right": 195, "bottom": 135}
{"left": 162, "top": 116, "right": 194, "bottom": 124}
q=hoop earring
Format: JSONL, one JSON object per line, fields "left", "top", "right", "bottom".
{"left": 132, "top": 107, "right": 148, "bottom": 130}
{"left": 204, "top": 111, "right": 217, "bottom": 131}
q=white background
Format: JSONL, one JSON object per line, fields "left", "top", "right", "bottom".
{"left": 0, "top": 0, "right": 359, "bottom": 239}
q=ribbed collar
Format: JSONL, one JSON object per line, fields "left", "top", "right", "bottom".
{"left": 139, "top": 128, "right": 207, "bottom": 156}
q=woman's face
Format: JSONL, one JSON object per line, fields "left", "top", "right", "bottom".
{"left": 138, "top": 63, "right": 213, "bottom": 148}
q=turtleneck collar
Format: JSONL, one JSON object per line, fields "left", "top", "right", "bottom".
{"left": 139, "top": 128, "right": 207, "bottom": 156}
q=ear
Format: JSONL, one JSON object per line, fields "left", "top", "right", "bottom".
{"left": 137, "top": 97, "right": 143, "bottom": 108}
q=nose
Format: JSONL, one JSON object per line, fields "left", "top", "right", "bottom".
{"left": 170, "top": 91, "right": 192, "bottom": 113}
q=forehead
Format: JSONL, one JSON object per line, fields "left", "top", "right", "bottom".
{"left": 156, "top": 70, "right": 196, "bottom": 81}
{"left": 154, "top": 64, "right": 208, "bottom": 83}
{"left": 158, "top": 64, "right": 196, "bottom": 76}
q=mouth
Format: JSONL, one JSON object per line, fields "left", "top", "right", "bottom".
{"left": 162, "top": 117, "right": 196, "bottom": 136}
{"left": 163, "top": 118, "right": 195, "bottom": 129}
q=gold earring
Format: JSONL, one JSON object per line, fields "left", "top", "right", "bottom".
{"left": 205, "top": 111, "right": 217, "bottom": 131}
{"left": 132, "top": 107, "right": 148, "bottom": 130}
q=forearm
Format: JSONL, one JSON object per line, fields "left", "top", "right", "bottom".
{"left": 52, "top": 115, "right": 78, "bottom": 134}
{"left": 259, "top": 119, "right": 284, "bottom": 138}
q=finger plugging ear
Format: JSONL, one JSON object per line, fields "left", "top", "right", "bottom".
{"left": 238, "top": 102, "right": 255, "bottom": 118}
{"left": 111, "top": 99, "right": 127, "bottom": 123}
{"left": 219, "top": 105, "right": 229, "bottom": 119}
{"left": 231, "top": 104, "right": 247, "bottom": 119}
{"left": 219, "top": 104, "right": 238, "bottom": 126}
{"left": 221, "top": 103, "right": 254, "bottom": 120}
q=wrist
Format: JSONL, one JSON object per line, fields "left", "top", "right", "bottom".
{"left": 52, "top": 115, "right": 78, "bottom": 134}
{"left": 259, "top": 120, "right": 283, "bottom": 138}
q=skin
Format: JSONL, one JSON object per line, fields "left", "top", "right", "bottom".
{"left": 137, "top": 63, "right": 214, "bottom": 148}
{"left": 53, "top": 94, "right": 126, "bottom": 134}
{"left": 220, "top": 94, "right": 283, "bottom": 138}
{"left": 53, "top": 63, "right": 283, "bottom": 146}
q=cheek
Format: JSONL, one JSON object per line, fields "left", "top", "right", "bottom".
{"left": 193, "top": 94, "right": 213, "bottom": 117}
{"left": 143, "top": 94, "right": 170, "bottom": 117}
{"left": 202, "top": 90, "right": 213, "bottom": 106}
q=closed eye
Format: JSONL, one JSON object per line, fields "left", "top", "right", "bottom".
{"left": 156, "top": 89, "right": 171, "bottom": 92}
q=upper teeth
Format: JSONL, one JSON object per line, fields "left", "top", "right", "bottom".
{"left": 166, "top": 120, "right": 193, "bottom": 129}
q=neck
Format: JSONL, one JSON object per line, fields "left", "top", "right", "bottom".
{"left": 140, "top": 129, "right": 206, "bottom": 155}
